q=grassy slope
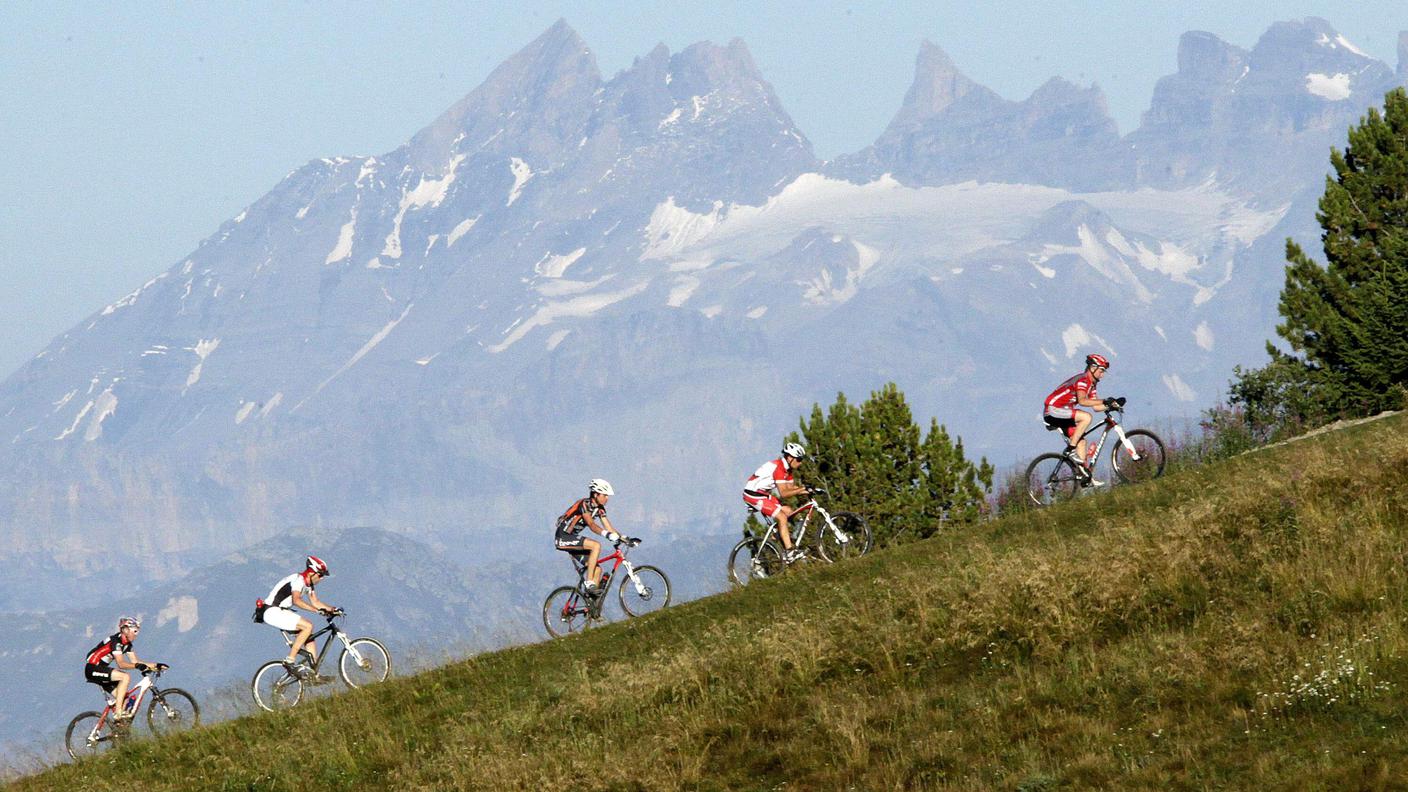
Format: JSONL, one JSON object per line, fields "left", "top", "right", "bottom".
{"left": 13, "top": 414, "right": 1408, "bottom": 791}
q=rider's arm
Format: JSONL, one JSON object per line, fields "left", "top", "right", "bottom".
{"left": 1076, "top": 394, "right": 1106, "bottom": 410}
{"left": 113, "top": 651, "right": 142, "bottom": 671}
{"left": 590, "top": 514, "right": 621, "bottom": 541}
{"left": 776, "top": 481, "right": 809, "bottom": 499}
{"left": 304, "top": 589, "right": 335, "bottom": 614}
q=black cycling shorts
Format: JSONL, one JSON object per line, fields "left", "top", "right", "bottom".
{"left": 84, "top": 664, "right": 119, "bottom": 691}
{"left": 554, "top": 529, "right": 590, "bottom": 552}
{"left": 1043, "top": 414, "right": 1078, "bottom": 437}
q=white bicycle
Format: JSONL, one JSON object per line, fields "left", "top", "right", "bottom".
{"left": 728, "top": 489, "right": 873, "bottom": 586}
{"left": 251, "top": 610, "right": 391, "bottom": 711}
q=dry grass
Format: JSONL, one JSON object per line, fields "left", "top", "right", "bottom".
{"left": 13, "top": 415, "right": 1408, "bottom": 791}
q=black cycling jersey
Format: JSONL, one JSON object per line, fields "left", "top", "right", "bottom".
{"left": 85, "top": 633, "right": 132, "bottom": 667}
{"left": 555, "top": 497, "right": 605, "bottom": 537}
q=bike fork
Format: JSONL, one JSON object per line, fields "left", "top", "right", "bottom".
{"left": 1112, "top": 425, "right": 1142, "bottom": 459}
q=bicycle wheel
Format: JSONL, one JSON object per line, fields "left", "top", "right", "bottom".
{"left": 1025, "top": 453, "right": 1082, "bottom": 507}
{"left": 618, "top": 565, "right": 671, "bottom": 617}
{"left": 340, "top": 638, "right": 392, "bottom": 688}
{"left": 251, "top": 660, "right": 304, "bottom": 711}
{"left": 65, "top": 711, "right": 115, "bottom": 759}
{"left": 146, "top": 689, "right": 199, "bottom": 736}
{"left": 728, "top": 538, "right": 784, "bottom": 585}
{"left": 818, "top": 512, "right": 872, "bottom": 562}
{"left": 543, "top": 586, "right": 593, "bottom": 638}
{"left": 1110, "top": 429, "right": 1166, "bottom": 483}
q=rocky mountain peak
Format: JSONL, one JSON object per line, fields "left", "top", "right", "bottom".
{"left": 1174, "top": 31, "right": 1249, "bottom": 82}
{"left": 886, "top": 41, "right": 989, "bottom": 131}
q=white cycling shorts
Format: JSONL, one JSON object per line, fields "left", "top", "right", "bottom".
{"left": 1044, "top": 406, "right": 1074, "bottom": 420}
{"left": 263, "top": 606, "right": 303, "bottom": 632}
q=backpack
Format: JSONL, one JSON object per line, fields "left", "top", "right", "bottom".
{"left": 251, "top": 598, "right": 268, "bottom": 624}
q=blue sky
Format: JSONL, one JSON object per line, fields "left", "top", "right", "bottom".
{"left": 1, "top": 2, "right": 1403, "bottom": 377}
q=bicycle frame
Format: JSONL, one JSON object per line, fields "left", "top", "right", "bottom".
{"left": 84, "top": 667, "right": 158, "bottom": 742}
{"left": 570, "top": 541, "right": 650, "bottom": 598}
{"left": 1063, "top": 407, "right": 1145, "bottom": 466}
{"left": 753, "top": 498, "right": 849, "bottom": 552}
{"left": 280, "top": 615, "right": 371, "bottom": 672}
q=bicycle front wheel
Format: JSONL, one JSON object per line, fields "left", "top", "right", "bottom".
{"left": 818, "top": 512, "right": 872, "bottom": 562}
{"left": 1110, "top": 429, "right": 1166, "bottom": 483}
{"left": 340, "top": 638, "right": 392, "bottom": 688}
{"left": 147, "top": 689, "right": 199, "bottom": 736}
{"left": 251, "top": 661, "right": 304, "bottom": 711}
{"left": 728, "top": 538, "right": 785, "bottom": 585}
{"left": 618, "top": 565, "right": 671, "bottom": 617}
{"left": 1025, "top": 453, "right": 1081, "bottom": 507}
{"left": 543, "top": 586, "right": 592, "bottom": 638}
{"left": 65, "top": 711, "right": 115, "bottom": 759}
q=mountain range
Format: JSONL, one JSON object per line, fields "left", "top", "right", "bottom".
{"left": 2, "top": 16, "right": 1406, "bottom": 751}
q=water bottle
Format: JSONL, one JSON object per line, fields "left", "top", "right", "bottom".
{"left": 599, "top": 571, "right": 611, "bottom": 590}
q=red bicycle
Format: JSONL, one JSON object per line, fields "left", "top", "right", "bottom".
{"left": 64, "top": 664, "right": 199, "bottom": 759}
{"left": 542, "top": 537, "right": 672, "bottom": 638}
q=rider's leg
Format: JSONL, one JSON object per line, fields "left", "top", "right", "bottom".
{"left": 1071, "top": 411, "right": 1092, "bottom": 459}
{"left": 286, "top": 617, "right": 314, "bottom": 664}
{"left": 111, "top": 670, "right": 131, "bottom": 714}
{"left": 582, "top": 538, "right": 602, "bottom": 586}
{"left": 775, "top": 505, "right": 796, "bottom": 550}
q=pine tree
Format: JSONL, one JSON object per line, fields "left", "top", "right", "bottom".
{"left": 775, "top": 383, "right": 991, "bottom": 546}
{"left": 1266, "top": 87, "right": 1408, "bottom": 416}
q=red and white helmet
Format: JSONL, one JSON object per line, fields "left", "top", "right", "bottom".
{"left": 305, "top": 555, "right": 330, "bottom": 576}
{"left": 117, "top": 616, "right": 141, "bottom": 631}
{"left": 1085, "top": 353, "right": 1110, "bottom": 370}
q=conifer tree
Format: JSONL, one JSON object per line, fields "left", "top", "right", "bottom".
{"left": 1257, "top": 87, "right": 1408, "bottom": 416}
{"left": 775, "top": 383, "right": 991, "bottom": 546}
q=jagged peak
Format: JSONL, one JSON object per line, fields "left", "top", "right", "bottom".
{"left": 1027, "top": 76, "right": 1106, "bottom": 106}
{"left": 1254, "top": 16, "right": 1374, "bottom": 61}
{"left": 1175, "top": 31, "right": 1249, "bottom": 79}
{"left": 885, "top": 40, "right": 992, "bottom": 131}
{"left": 670, "top": 38, "right": 766, "bottom": 89}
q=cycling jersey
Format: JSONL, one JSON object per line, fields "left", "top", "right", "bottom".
{"left": 85, "top": 633, "right": 133, "bottom": 667}
{"left": 266, "top": 571, "right": 316, "bottom": 610}
{"left": 744, "top": 458, "right": 793, "bottom": 495}
{"left": 1044, "top": 371, "right": 1099, "bottom": 419}
{"left": 555, "top": 498, "right": 606, "bottom": 537}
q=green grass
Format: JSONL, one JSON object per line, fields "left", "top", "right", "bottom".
{"left": 14, "top": 414, "right": 1408, "bottom": 790}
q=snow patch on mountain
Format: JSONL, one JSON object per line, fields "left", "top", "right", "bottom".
{"left": 1305, "top": 72, "right": 1352, "bottom": 100}
{"left": 488, "top": 284, "right": 647, "bottom": 353}
{"left": 184, "top": 339, "right": 221, "bottom": 391}
{"left": 383, "top": 154, "right": 465, "bottom": 258}
{"left": 326, "top": 209, "right": 357, "bottom": 265}
{"left": 447, "top": 216, "right": 480, "bottom": 246}
{"left": 507, "top": 158, "right": 534, "bottom": 206}
{"left": 667, "top": 276, "right": 700, "bottom": 307}
{"left": 1061, "top": 324, "right": 1114, "bottom": 360}
{"left": 83, "top": 387, "right": 118, "bottom": 441}
{"left": 1194, "top": 322, "right": 1215, "bottom": 351}
{"left": 301, "top": 304, "right": 413, "bottom": 406}
{"left": 235, "top": 401, "right": 256, "bottom": 424}
{"left": 55, "top": 399, "right": 92, "bottom": 441}
{"left": 534, "top": 248, "right": 586, "bottom": 278}
{"left": 156, "top": 595, "right": 198, "bottom": 633}
{"left": 1162, "top": 373, "right": 1196, "bottom": 402}
{"left": 642, "top": 198, "right": 725, "bottom": 259}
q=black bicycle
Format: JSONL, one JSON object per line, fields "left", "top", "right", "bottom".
{"left": 251, "top": 610, "right": 391, "bottom": 711}
{"left": 1026, "top": 397, "right": 1166, "bottom": 507}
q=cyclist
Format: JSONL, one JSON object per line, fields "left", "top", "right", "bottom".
{"left": 554, "top": 479, "right": 628, "bottom": 598}
{"left": 743, "top": 442, "right": 811, "bottom": 563}
{"left": 262, "top": 556, "right": 339, "bottom": 680}
{"left": 84, "top": 616, "right": 160, "bottom": 721}
{"left": 1043, "top": 353, "right": 1111, "bottom": 484}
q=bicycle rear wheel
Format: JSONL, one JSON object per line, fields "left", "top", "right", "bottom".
{"left": 727, "top": 538, "right": 785, "bottom": 585}
{"left": 340, "top": 638, "right": 392, "bottom": 688}
{"left": 1110, "top": 429, "right": 1166, "bottom": 483}
{"left": 147, "top": 689, "right": 199, "bottom": 736}
{"left": 64, "top": 711, "right": 115, "bottom": 759}
{"left": 818, "top": 512, "right": 872, "bottom": 562}
{"left": 618, "top": 565, "right": 671, "bottom": 617}
{"left": 251, "top": 661, "right": 304, "bottom": 711}
{"left": 1025, "top": 453, "right": 1081, "bottom": 507}
{"left": 542, "top": 586, "right": 593, "bottom": 638}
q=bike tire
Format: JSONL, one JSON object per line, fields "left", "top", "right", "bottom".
{"left": 618, "top": 565, "right": 671, "bottom": 617}
{"left": 64, "top": 711, "right": 114, "bottom": 759}
{"left": 1110, "top": 429, "right": 1167, "bottom": 484}
{"left": 339, "top": 638, "right": 392, "bottom": 688}
{"left": 251, "top": 660, "right": 304, "bottom": 712}
{"left": 728, "top": 538, "right": 785, "bottom": 585}
{"left": 146, "top": 688, "right": 200, "bottom": 736}
{"left": 542, "top": 585, "right": 593, "bottom": 638}
{"left": 818, "top": 512, "right": 873, "bottom": 562}
{"left": 1025, "top": 453, "right": 1082, "bottom": 507}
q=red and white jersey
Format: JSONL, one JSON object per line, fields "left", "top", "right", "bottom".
{"left": 1044, "top": 371, "right": 1098, "bottom": 415}
{"left": 85, "top": 632, "right": 133, "bottom": 666}
{"left": 745, "top": 458, "right": 793, "bottom": 494}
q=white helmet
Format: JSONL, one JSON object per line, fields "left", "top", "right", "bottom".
{"left": 782, "top": 442, "right": 806, "bottom": 459}
{"left": 588, "top": 478, "right": 615, "bottom": 496}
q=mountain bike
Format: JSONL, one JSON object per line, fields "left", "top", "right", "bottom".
{"left": 542, "top": 537, "right": 671, "bottom": 638}
{"left": 251, "top": 609, "right": 391, "bottom": 711}
{"left": 1025, "top": 397, "right": 1166, "bottom": 507}
{"left": 728, "top": 489, "right": 872, "bottom": 586}
{"left": 65, "top": 663, "right": 198, "bottom": 759}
